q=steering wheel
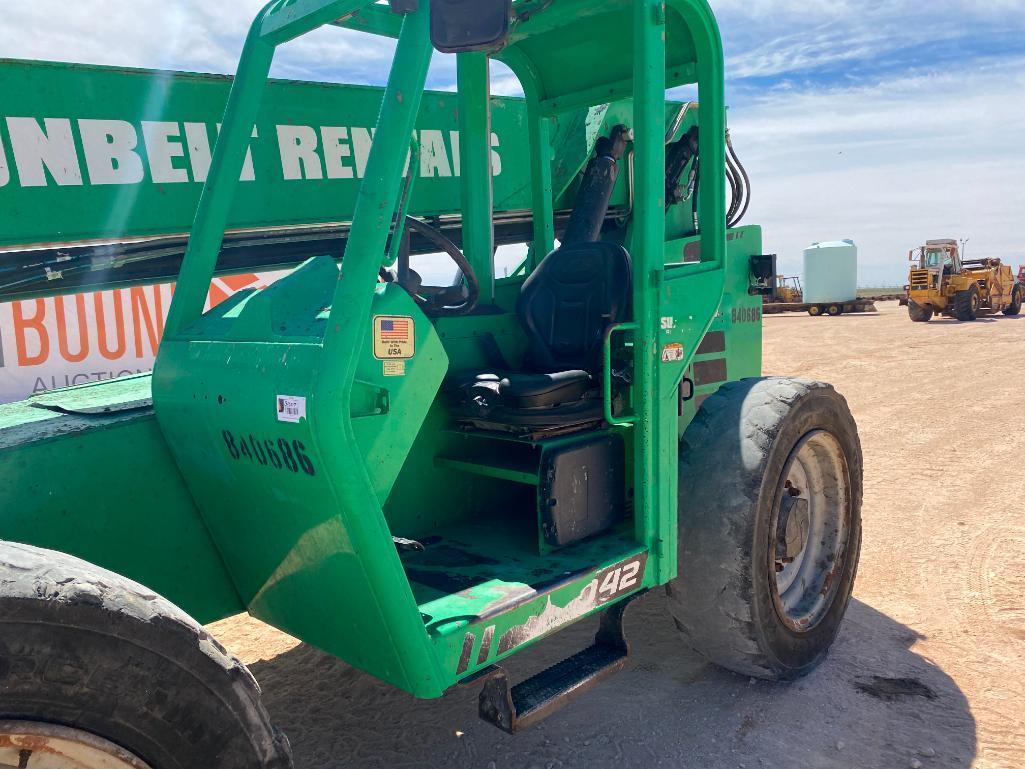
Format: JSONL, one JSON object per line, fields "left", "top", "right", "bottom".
{"left": 396, "top": 215, "right": 480, "bottom": 316}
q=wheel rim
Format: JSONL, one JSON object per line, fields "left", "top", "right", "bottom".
{"left": 971, "top": 293, "right": 979, "bottom": 312}
{"left": 0, "top": 722, "right": 151, "bottom": 769}
{"left": 769, "top": 430, "right": 852, "bottom": 632}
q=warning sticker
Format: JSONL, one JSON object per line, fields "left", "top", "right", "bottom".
{"left": 383, "top": 360, "right": 406, "bottom": 377}
{"left": 277, "top": 395, "right": 307, "bottom": 423}
{"left": 373, "top": 315, "right": 415, "bottom": 360}
{"left": 661, "top": 343, "right": 685, "bottom": 363}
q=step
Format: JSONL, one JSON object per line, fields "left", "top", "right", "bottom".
{"left": 477, "top": 596, "right": 637, "bottom": 732}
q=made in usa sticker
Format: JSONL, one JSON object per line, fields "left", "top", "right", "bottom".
{"left": 373, "top": 315, "right": 415, "bottom": 360}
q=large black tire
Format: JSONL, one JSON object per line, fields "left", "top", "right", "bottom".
{"left": 0, "top": 542, "right": 292, "bottom": 769}
{"left": 667, "top": 378, "right": 863, "bottom": 680}
{"left": 953, "top": 284, "right": 980, "bottom": 321}
{"left": 826, "top": 304, "right": 843, "bottom": 316}
{"left": 1003, "top": 284, "right": 1022, "bottom": 316}
{"left": 908, "top": 300, "right": 933, "bottom": 322}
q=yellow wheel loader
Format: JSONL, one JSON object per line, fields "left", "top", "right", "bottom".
{"left": 906, "top": 239, "right": 1022, "bottom": 322}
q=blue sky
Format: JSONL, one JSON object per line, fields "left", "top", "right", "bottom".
{"left": 711, "top": 0, "right": 1025, "bottom": 284}
{"left": 3, "top": 0, "right": 1024, "bottom": 285}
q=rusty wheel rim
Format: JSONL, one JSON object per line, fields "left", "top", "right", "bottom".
{"left": 0, "top": 722, "right": 151, "bottom": 769}
{"left": 769, "top": 430, "right": 852, "bottom": 633}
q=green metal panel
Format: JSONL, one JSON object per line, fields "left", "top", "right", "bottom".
{"left": 424, "top": 540, "right": 654, "bottom": 680}
{"left": 501, "top": 1, "right": 699, "bottom": 106}
{"left": 154, "top": 5, "right": 453, "bottom": 697}
{"left": 630, "top": 0, "right": 671, "bottom": 584}
{"left": 456, "top": 53, "right": 496, "bottom": 300}
{"left": 0, "top": 375, "right": 243, "bottom": 623}
{"left": 673, "top": 225, "right": 764, "bottom": 430}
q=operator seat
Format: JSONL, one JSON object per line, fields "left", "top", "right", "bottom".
{"left": 451, "top": 240, "right": 631, "bottom": 433}
{"left": 450, "top": 124, "right": 633, "bottom": 434}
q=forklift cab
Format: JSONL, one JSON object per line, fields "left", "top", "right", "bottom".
{"left": 150, "top": 0, "right": 743, "bottom": 715}
{"left": 389, "top": 116, "right": 634, "bottom": 436}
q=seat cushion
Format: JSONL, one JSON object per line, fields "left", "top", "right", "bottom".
{"left": 517, "top": 241, "right": 631, "bottom": 374}
{"left": 497, "top": 370, "right": 591, "bottom": 406}
{"left": 454, "top": 369, "right": 592, "bottom": 411}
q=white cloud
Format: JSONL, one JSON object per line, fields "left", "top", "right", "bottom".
{"left": 0, "top": 2, "right": 250, "bottom": 73}
{"left": 731, "top": 57, "right": 1025, "bottom": 285}
{"left": 0, "top": 1, "right": 401, "bottom": 83}
{"left": 712, "top": 0, "right": 1025, "bottom": 82}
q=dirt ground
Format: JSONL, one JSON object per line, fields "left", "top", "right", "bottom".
{"left": 210, "top": 300, "right": 1025, "bottom": 769}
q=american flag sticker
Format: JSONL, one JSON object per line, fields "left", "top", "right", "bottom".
{"left": 373, "top": 315, "right": 416, "bottom": 360}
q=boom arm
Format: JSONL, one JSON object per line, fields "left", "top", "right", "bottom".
{"left": 0, "top": 57, "right": 635, "bottom": 302}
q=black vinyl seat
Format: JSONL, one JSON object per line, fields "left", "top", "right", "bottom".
{"left": 464, "top": 370, "right": 592, "bottom": 409}
{"left": 451, "top": 240, "right": 632, "bottom": 433}
{"left": 518, "top": 240, "right": 632, "bottom": 373}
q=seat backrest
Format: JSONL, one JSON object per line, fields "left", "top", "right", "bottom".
{"left": 517, "top": 241, "right": 632, "bottom": 373}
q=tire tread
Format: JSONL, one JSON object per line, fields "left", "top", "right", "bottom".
{"left": 0, "top": 542, "right": 292, "bottom": 769}
{"left": 667, "top": 377, "right": 862, "bottom": 680}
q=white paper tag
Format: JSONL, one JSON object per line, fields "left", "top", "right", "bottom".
{"left": 276, "top": 395, "right": 307, "bottom": 423}
{"left": 661, "top": 343, "right": 685, "bottom": 363}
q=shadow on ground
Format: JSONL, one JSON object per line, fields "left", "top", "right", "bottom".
{"left": 250, "top": 593, "right": 976, "bottom": 769}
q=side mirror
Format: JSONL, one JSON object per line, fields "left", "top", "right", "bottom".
{"left": 749, "top": 254, "right": 777, "bottom": 281}
{"left": 747, "top": 253, "right": 777, "bottom": 296}
{"left": 430, "top": 0, "right": 512, "bottom": 54}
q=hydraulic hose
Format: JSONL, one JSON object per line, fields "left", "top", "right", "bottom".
{"left": 726, "top": 153, "right": 742, "bottom": 224}
{"left": 664, "top": 123, "right": 751, "bottom": 234}
{"left": 725, "top": 129, "right": 751, "bottom": 228}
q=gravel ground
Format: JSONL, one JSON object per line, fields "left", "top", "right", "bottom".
{"left": 210, "top": 300, "right": 1025, "bottom": 769}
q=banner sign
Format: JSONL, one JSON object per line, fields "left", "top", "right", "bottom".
{"left": 0, "top": 272, "right": 283, "bottom": 404}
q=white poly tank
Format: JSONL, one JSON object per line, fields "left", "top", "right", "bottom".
{"left": 803, "top": 240, "right": 858, "bottom": 304}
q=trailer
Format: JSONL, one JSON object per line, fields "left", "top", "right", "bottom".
{"left": 763, "top": 299, "right": 878, "bottom": 316}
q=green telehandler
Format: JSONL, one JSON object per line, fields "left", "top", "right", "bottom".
{"left": 0, "top": 1, "right": 863, "bottom": 766}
